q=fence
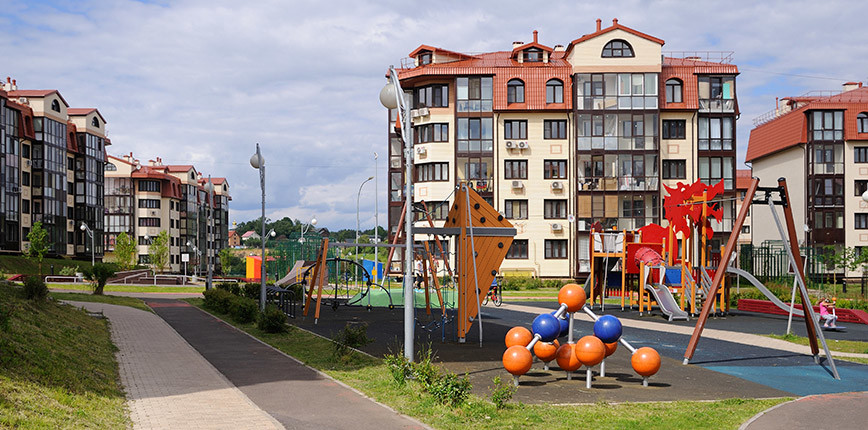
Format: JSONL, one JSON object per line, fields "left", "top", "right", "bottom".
{"left": 737, "top": 243, "right": 838, "bottom": 289}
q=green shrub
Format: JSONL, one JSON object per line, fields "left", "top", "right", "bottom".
{"left": 58, "top": 265, "right": 79, "bottom": 276}
{"left": 23, "top": 276, "right": 48, "bottom": 301}
{"left": 203, "top": 288, "right": 234, "bottom": 314}
{"left": 428, "top": 372, "right": 472, "bottom": 407}
{"left": 488, "top": 376, "right": 516, "bottom": 409}
{"left": 332, "top": 322, "right": 373, "bottom": 360}
{"left": 231, "top": 296, "right": 259, "bottom": 323}
{"left": 216, "top": 282, "right": 241, "bottom": 296}
{"left": 258, "top": 304, "right": 288, "bottom": 333}
{"left": 412, "top": 345, "right": 440, "bottom": 391}
{"left": 384, "top": 351, "right": 413, "bottom": 386}
{"left": 242, "top": 283, "right": 261, "bottom": 300}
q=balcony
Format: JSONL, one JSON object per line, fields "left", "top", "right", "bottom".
{"left": 461, "top": 177, "right": 493, "bottom": 193}
{"left": 699, "top": 98, "right": 735, "bottom": 113}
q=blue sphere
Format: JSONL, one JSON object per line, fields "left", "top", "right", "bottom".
{"left": 593, "top": 315, "right": 622, "bottom": 344}
{"left": 551, "top": 311, "right": 570, "bottom": 337}
{"left": 532, "top": 313, "right": 560, "bottom": 342}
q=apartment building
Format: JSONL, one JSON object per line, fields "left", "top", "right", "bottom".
{"left": 735, "top": 169, "right": 752, "bottom": 245}
{"left": 104, "top": 154, "right": 230, "bottom": 274}
{"left": 1, "top": 78, "right": 108, "bottom": 258}
{"left": 387, "top": 19, "right": 739, "bottom": 278}
{"left": 747, "top": 82, "right": 868, "bottom": 277}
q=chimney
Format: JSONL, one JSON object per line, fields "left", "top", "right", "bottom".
{"left": 843, "top": 81, "right": 862, "bottom": 92}
{"left": 613, "top": 18, "right": 619, "bottom": 26}
{"left": 512, "top": 41, "right": 524, "bottom": 49}
{"left": 533, "top": 30, "right": 538, "bottom": 43}
{"left": 553, "top": 44, "right": 565, "bottom": 51}
{"left": 11, "top": 79, "right": 17, "bottom": 91}
{"left": 3, "top": 77, "right": 9, "bottom": 92}
{"left": 596, "top": 19, "right": 601, "bottom": 32}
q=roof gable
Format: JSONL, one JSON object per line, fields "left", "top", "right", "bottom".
{"left": 566, "top": 19, "right": 664, "bottom": 56}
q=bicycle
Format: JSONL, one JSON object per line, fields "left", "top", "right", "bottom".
{"left": 482, "top": 280, "right": 502, "bottom": 307}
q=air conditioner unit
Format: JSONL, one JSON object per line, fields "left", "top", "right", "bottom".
{"left": 24, "top": 160, "right": 31, "bottom": 168}
{"left": 518, "top": 141, "right": 529, "bottom": 149}
{"left": 415, "top": 146, "right": 427, "bottom": 155}
{"left": 410, "top": 109, "right": 421, "bottom": 118}
{"left": 551, "top": 223, "right": 563, "bottom": 231}
{"left": 11, "top": 186, "right": 19, "bottom": 193}
{"left": 418, "top": 107, "right": 429, "bottom": 116}
{"left": 511, "top": 180, "right": 524, "bottom": 189}
{"left": 505, "top": 141, "right": 516, "bottom": 149}
{"left": 390, "top": 158, "right": 401, "bottom": 169}
{"left": 551, "top": 181, "right": 563, "bottom": 190}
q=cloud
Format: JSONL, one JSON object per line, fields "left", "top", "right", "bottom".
{"left": 4, "top": 0, "right": 868, "bottom": 228}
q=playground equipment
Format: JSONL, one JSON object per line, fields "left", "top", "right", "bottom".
{"left": 502, "top": 283, "right": 661, "bottom": 388}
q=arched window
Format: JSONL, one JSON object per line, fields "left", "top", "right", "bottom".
{"left": 665, "top": 79, "right": 683, "bottom": 103}
{"left": 51, "top": 99, "right": 61, "bottom": 112}
{"left": 601, "top": 39, "right": 634, "bottom": 58}
{"left": 507, "top": 79, "right": 525, "bottom": 104}
{"left": 859, "top": 113, "right": 868, "bottom": 133}
{"left": 105, "top": 162, "right": 117, "bottom": 171}
{"left": 91, "top": 117, "right": 100, "bottom": 128}
{"left": 546, "top": 79, "right": 563, "bottom": 104}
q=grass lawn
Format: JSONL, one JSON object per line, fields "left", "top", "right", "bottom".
{"left": 49, "top": 283, "right": 204, "bottom": 294}
{"left": 767, "top": 333, "right": 868, "bottom": 364}
{"left": 0, "top": 283, "right": 129, "bottom": 428}
{"left": 0, "top": 255, "right": 96, "bottom": 276}
{"left": 186, "top": 297, "right": 787, "bottom": 430}
{"left": 50, "top": 292, "right": 152, "bottom": 313}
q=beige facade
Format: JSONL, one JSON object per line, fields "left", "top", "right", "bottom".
{"left": 749, "top": 146, "right": 807, "bottom": 247}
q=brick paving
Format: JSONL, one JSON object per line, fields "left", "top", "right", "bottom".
{"left": 66, "top": 301, "right": 283, "bottom": 430}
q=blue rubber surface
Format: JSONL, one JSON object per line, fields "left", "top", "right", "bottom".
{"left": 704, "top": 365, "right": 868, "bottom": 396}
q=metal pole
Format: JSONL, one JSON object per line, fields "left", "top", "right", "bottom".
{"left": 374, "top": 152, "right": 379, "bottom": 284}
{"left": 256, "top": 144, "right": 267, "bottom": 311}
{"left": 207, "top": 175, "right": 213, "bottom": 291}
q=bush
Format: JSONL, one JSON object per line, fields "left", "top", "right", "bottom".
{"left": 242, "top": 283, "right": 260, "bottom": 300}
{"left": 23, "top": 276, "right": 48, "bottom": 301}
{"left": 384, "top": 351, "right": 413, "bottom": 386}
{"left": 203, "top": 288, "right": 235, "bottom": 314}
{"left": 231, "top": 296, "right": 259, "bottom": 323}
{"left": 332, "top": 322, "right": 373, "bottom": 360}
{"left": 59, "top": 265, "right": 79, "bottom": 276}
{"left": 488, "top": 376, "right": 516, "bottom": 409}
{"left": 412, "top": 345, "right": 440, "bottom": 391}
{"left": 428, "top": 372, "right": 472, "bottom": 407}
{"left": 258, "top": 304, "right": 288, "bottom": 333}
{"left": 216, "top": 282, "right": 240, "bottom": 296}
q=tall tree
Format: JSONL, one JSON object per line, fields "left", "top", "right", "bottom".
{"left": 114, "top": 232, "right": 136, "bottom": 271}
{"left": 148, "top": 231, "right": 170, "bottom": 274}
{"left": 26, "top": 221, "right": 49, "bottom": 275}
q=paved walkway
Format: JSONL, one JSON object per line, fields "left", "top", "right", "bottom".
{"left": 65, "top": 301, "right": 283, "bottom": 430}
{"left": 741, "top": 391, "right": 868, "bottom": 429}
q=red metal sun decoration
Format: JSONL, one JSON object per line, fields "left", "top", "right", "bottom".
{"left": 662, "top": 179, "right": 725, "bottom": 240}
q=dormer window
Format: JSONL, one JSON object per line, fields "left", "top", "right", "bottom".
{"left": 546, "top": 79, "right": 563, "bottom": 104}
{"left": 524, "top": 48, "right": 542, "bottom": 62}
{"left": 507, "top": 79, "right": 525, "bottom": 104}
{"left": 419, "top": 52, "right": 432, "bottom": 66}
{"left": 51, "top": 99, "right": 61, "bottom": 112}
{"left": 859, "top": 113, "right": 868, "bottom": 133}
{"left": 601, "top": 40, "right": 634, "bottom": 58}
{"left": 665, "top": 79, "right": 683, "bottom": 103}
{"left": 91, "top": 117, "right": 100, "bottom": 128}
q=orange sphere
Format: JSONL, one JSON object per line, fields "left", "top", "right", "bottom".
{"left": 558, "top": 283, "right": 587, "bottom": 313}
{"left": 502, "top": 345, "right": 533, "bottom": 376}
{"left": 574, "top": 335, "right": 606, "bottom": 366}
{"left": 555, "top": 343, "right": 582, "bottom": 372}
{"left": 533, "top": 339, "right": 560, "bottom": 362}
{"left": 631, "top": 347, "right": 662, "bottom": 377}
{"left": 604, "top": 342, "right": 618, "bottom": 357}
{"left": 505, "top": 326, "right": 533, "bottom": 348}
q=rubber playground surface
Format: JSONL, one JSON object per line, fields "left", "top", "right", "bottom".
{"left": 295, "top": 299, "right": 868, "bottom": 404}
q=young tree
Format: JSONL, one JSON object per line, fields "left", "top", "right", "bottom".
{"left": 26, "top": 221, "right": 50, "bottom": 275}
{"left": 85, "top": 263, "right": 118, "bottom": 295}
{"left": 114, "top": 232, "right": 136, "bottom": 271}
{"left": 148, "top": 231, "right": 170, "bottom": 274}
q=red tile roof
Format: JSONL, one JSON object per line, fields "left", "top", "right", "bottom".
{"left": 408, "top": 45, "right": 477, "bottom": 61}
{"left": 660, "top": 57, "right": 739, "bottom": 111}
{"left": 511, "top": 30, "right": 553, "bottom": 59}
{"left": 747, "top": 86, "right": 868, "bottom": 162}
{"left": 68, "top": 108, "right": 107, "bottom": 126}
{"left": 736, "top": 169, "right": 752, "bottom": 190}
{"left": 565, "top": 19, "right": 664, "bottom": 56}
{"left": 166, "top": 165, "right": 195, "bottom": 172}
{"left": 7, "top": 89, "right": 69, "bottom": 108}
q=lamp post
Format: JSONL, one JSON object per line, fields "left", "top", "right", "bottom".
{"left": 145, "top": 234, "right": 155, "bottom": 284}
{"left": 185, "top": 241, "right": 191, "bottom": 281}
{"left": 374, "top": 152, "right": 380, "bottom": 283}
{"left": 80, "top": 222, "right": 94, "bottom": 267}
{"left": 250, "top": 143, "right": 267, "bottom": 311}
{"left": 300, "top": 217, "right": 317, "bottom": 263}
{"left": 263, "top": 228, "right": 276, "bottom": 286}
{"left": 205, "top": 176, "right": 214, "bottom": 291}
{"left": 380, "top": 65, "right": 415, "bottom": 360}
{"left": 357, "top": 176, "right": 374, "bottom": 287}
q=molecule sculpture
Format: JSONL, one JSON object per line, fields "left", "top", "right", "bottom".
{"left": 501, "top": 283, "right": 662, "bottom": 388}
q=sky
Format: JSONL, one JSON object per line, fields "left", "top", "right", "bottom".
{"left": 2, "top": 0, "right": 867, "bottom": 230}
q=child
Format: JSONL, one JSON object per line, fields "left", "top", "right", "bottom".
{"left": 819, "top": 298, "right": 837, "bottom": 328}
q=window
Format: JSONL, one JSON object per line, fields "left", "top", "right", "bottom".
{"left": 855, "top": 147, "right": 868, "bottom": 163}
{"left": 22, "top": 172, "right": 30, "bottom": 186}
{"left": 812, "top": 178, "right": 843, "bottom": 206}
{"left": 504, "top": 160, "right": 527, "bottom": 179}
{"left": 809, "top": 111, "right": 843, "bottom": 141}
{"left": 857, "top": 214, "right": 868, "bottom": 229}
{"left": 601, "top": 40, "right": 634, "bottom": 57}
{"left": 812, "top": 143, "right": 843, "bottom": 174}
{"left": 662, "top": 119, "right": 686, "bottom": 139}
{"left": 544, "top": 120, "right": 566, "bottom": 139}
{"left": 416, "top": 201, "right": 449, "bottom": 221}
{"left": 414, "top": 84, "right": 448, "bottom": 108}
{"left": 414, "top": 123, "right": 449, "bottom": 143}
{"left": 665, "top": 79, "right": 683, "bottom": 103}
{"left": 544, "top": 200, "right": 567, "bottom": 219}
{"left": 138, "top": 199, "right": 161, "bottom": 209}
{"left": 503, "top": 200, "right": 528, "bottom": 219}
{"left": 138, "top": 180, "right": 160, "bottom": 192}
{"left": 698, "top": 156, "right": 734, "bottom": 189}
{"left": 507, "top": 79, "right": 525, "bottom": 104}
{"left": 138, "top": 255, "right": 150, "bottom": 264}
{"left": 67, "top": 156, "right": 74, "bottom": 170}
{"left": 546, "top": 79, "right": 563, "bottom": 104}
{"left": 524, "top": 48, "right": 542, "bottom": 62}
{"left": 574, "top": 73, "right": 658, "bottom": 111}
{"left": 742, "top": 225, "right": 750, "bottom": 234}
{"left": 419, "top": 52, "right": 432, "bottom": 65}
{"left": 662, "top": 160, "right": 686, "bottom": 179}
{"left": 22, "top": 144, "right": 30, "bottom": 159}
{"left": 22, "top": 199, "right": 30, "bottom": 214}
{"left": 814, "top": 211, "right": 843, "bottom": 230}
{"left": 416, "top": 162, "right": 449, "bottom": 182}
{"left": 91, "top": 117, "right": 100, "bottom": 128}
{"left": 456, "top": 117, "right": 493, "bottom": 152}
{"left": 506, "top": 239, "right": 528, "bottom": 259}
{"left": 504, "top": 120, "right": 527, "bottom": 139}
{"left": 859, "top": 113, "right": 868, "bottom": 133}
{"left": 138, "top": 217, "right": 160, "bottom": 227}
{"left": 698, "top": 117, "right": 734, "bottom": 150}
{"left": 856, "top": 180, "right": 868, "bottom": 196}
{"left": 545, "top": 240, "right": 568, "bottom": 259}
{"left": 457, "top": 76, "right": 493, "bottom": 112}
{"left": 544, "top": 160, "right": 567, "bottom": 179}
{"left": 51, "top": 99, "right": 61, "bottom": 112}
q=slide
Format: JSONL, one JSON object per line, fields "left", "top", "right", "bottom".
{"left": 645, "top": 283, "right": 690, "bottom": 321}
{"left": 275, "top": 260, "right": 314, "bottom": 287}
{"left": 726, "top": 266, "right": 805, "bottom": 317}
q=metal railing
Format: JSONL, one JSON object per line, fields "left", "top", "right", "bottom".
{"left": 663, "top": 51, "right": 734, "bottom": 63}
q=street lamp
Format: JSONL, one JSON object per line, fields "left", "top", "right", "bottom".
{"left": 144, "top": 234, "right": 156, "bottom": 284}
{"left": 205, "top": 176, "right": 215, "bottom": 291}
{"left": 374, "top": 152, "right": 380, "bottom": 284}
{"left": 300, "top": 217, "right": 317, "bottom": 242}
{"left": 80, "top": 222, "right": 94, "bottom": 267}
{"left": 357, "top": 176, "right": 374, "bottom": 287}
{"left": 185, "top": 241, "right": 191, "bottom": 281}
{"left": 250, "top": 143, "right": 267, "bottom": 311}
{"left": 380, "top": 65, "right": 415, "bottom": 360}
